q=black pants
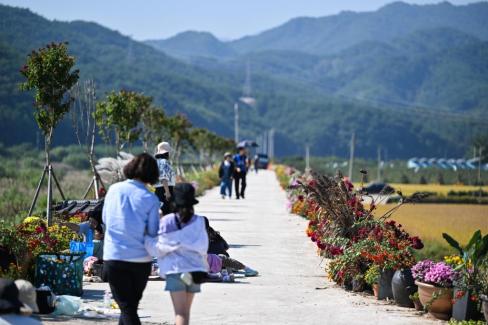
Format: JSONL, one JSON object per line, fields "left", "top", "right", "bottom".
{"left": 155, "top": 186, "right": 174, "bottom": 215}
{"left": 234, "top": 172, "right": 247, "bottom": 198}
{"left": 104, "top": 261, "right": 152, "bottom": 325}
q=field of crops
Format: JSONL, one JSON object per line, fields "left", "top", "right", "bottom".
{"left": 389, "top": 183, "right": 488, "bottom": 196}
{"left": 374, "top": 203, "right": 488, "bottom": 260}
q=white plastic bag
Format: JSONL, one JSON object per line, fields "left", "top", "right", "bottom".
{"left": 52, "top": 295, "right": 81, "bottom": 316}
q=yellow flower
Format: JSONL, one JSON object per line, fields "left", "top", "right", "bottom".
{"left": 23, "top": 216, "right": 42, "bottom": 224}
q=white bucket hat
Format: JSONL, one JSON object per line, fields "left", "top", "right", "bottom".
{"left": 15, "top": 280, "right": 39, "bottom": 313}
{"left": 156, "top": 142, "right": 172, "bottom": 155}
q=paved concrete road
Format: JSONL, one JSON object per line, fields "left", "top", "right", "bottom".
{"left": 42, "top": 170, "right": 441, "bottom": 325}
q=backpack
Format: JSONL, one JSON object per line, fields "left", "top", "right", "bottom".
{"left": 203, "top": 217, "right": 230, "bottom": 257}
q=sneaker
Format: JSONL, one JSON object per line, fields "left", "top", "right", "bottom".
{"left": 221, "top": 195, "right": 225, "bottom": 199}
{"left": 244, "top": 267, "right": 258, "bottom": 277}
{"left": 241, "top": 194, "right": 245, "bottom": 199}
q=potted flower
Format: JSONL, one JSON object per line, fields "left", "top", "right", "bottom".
{"left": 409, "top": 292, "right": 423, "bottom": 311}
{"left": 443, "top": 231, "right": 488, "bottom": 321}
{"left": 365, "top": 265, "right": 381, "bottom": 298}
{"left": 412, "top": 260, "right": 457, "bottom": 320}
{"left": 355, "top": 219, "right": 419, "bottom": 301}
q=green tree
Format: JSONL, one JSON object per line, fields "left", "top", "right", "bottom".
{"left": 166, "top": 114, "right": 192, "bottom": 166}
{"left": 140, "top": 105, "right": 167, "bottom": 153}
{"left": 19, "top": 42, "right": 79, "bottom": 166}
{"left": 94, "top": 90, "right": 150, "bottom": 155}
{"left": 190, "top": 128, "right": 235, "bottom": 166}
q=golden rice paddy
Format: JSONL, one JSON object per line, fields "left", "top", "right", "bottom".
{"left": 389, "top": 183, "right": 488, "bottom": 197}
{"left": 374, "top": 203, "right": 488, "bottom": 244}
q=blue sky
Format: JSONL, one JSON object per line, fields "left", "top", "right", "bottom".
{"left": 0, "top": 0, "right": 483, "bottom": 40}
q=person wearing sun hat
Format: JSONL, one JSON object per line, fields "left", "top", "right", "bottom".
{"left": 0, "top": 278, "right": 41, "bottom": 324}
{"left": 154, "top": 141, "right": 176, "bottom": 216}
{"left": 145, "top": 183, "right": 208, "bottom": 325}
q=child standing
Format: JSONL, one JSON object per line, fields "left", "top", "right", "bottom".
{"left": 145, "top": 183, "right": 208, "bottom": 325}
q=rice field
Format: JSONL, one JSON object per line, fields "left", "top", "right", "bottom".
{"left": 374, "top": 203, "right": 488, "bottom": 260}
{"left": 389, "top": 183, "right": 488, "bottom": 197}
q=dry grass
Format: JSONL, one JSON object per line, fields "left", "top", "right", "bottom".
{"left": 389, "top": 183, "right": 488, "bottom": 197}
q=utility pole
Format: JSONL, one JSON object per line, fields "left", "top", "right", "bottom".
{"left": 305, "top": 145, "right": 311, "bottom": 173}
{"left": 348, "top": 132, "right": 355, "bottom": 181}
{"left": 478, "top": 146, "right": 483, "bottom": 203}
{"left": 269, "top": 129, "right": 275, "bottom": 159}
{"left": 377, "top": 146, "right": 382, "bottom": 182}
{"left": 234, "top": 102, "right": 239, "bottom": 144}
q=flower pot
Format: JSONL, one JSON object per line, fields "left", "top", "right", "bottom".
{"left": 452, "top": 288, "right": 483, "bottom": 321}
{"left": 352, "top": 278, "right": 365, "bottom": 292}
{"left": 392, "top": 269, "right": 417, "bottom": 308}
{"left": 480, "top": 295, "right": 488, "bottom": 322}
{"left": 377, "top": 269, "right": 395, "bottom": 300}
{"left": 415, "top": 281, "right": 453, "bottom": 320}
{"left": 343, "top": 279, "right": 353, "bottom": 291}
{"left": 372, "top": 284, "right": 379, "bottom": 298}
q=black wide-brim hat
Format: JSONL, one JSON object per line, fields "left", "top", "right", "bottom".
{"left": 0, "top": 279, "right": 24, "bottom": 314}
{"left": 174, "top": 183, "right": 199, "bottom": 207}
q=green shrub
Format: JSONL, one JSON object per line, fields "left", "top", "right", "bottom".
{"left": 62, "top": 153, "right": 90, "bottom": 169}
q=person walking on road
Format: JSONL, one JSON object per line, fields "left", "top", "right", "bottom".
{"left": 154, "top": 142, "right": 176, "bottom": 216}
{"left": 145, "top": 183, "right": 208, "bottom": 325}
{"left": 218, "top": 152, "right": 235, "bottom": 199}
{"left": 233, "top": 147, "right": 249, "bottom": 199}
{"left": 102, "top": 153, "right": 160, "bottom": 325}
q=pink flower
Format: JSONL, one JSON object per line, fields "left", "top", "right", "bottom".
{"left": 424, "top": 262, "right": 457, "bottom": 287}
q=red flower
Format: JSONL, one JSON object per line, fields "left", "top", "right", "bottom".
{"left": 317, "top": 241, "right": 326, "bottom": 250}
{"left": 456, "top": 291, "right": 465, "bottom": 299}
{"left": 410, "top": 236, "right": 424, "bottom": 250}
{"left": 343, "top": 178, "right": 354, "bottom": 191}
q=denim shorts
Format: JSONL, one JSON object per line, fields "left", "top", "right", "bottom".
{"left": 165, "top": 273, "right": 201, "bottom": 293}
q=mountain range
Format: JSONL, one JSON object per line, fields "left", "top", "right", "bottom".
{"left": 1, "top": 2, "right": 487, "bottom": 159}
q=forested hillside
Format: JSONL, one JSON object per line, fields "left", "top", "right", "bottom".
{"left": 0, "top": 3, "right": 486, "bottom": 158}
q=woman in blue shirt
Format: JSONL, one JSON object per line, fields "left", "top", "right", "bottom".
{"left": 102, "top": 153, "right": 160, "bottom": 325}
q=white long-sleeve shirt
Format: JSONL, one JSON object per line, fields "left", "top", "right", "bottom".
{"left": 145, "top": 214, "right": 209, "bottom": 276}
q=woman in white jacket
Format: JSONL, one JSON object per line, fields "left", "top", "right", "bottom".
{"left": 145, "top": 183, "right": 208, "bottom": 325}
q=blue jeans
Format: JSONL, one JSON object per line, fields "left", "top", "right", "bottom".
{"left": 220, "top": 178, "right": 232, "bottom": 197}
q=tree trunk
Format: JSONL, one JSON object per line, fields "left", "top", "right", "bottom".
{"left": 115, "top": 130, "right": 120, "bottom": 156}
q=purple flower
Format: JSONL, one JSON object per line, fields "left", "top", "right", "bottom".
{"left": 424, "top": 262, "right": 457, "bottom": 287}
{"left": 412, "top": 259, "right": 435, "bottom": 282}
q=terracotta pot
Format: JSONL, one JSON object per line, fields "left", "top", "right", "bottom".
{"left": 415, "top": 281, "right": 453, "bottom": 320}
{"left": 373, "top": 283, "right": 379, "bottom": 298}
